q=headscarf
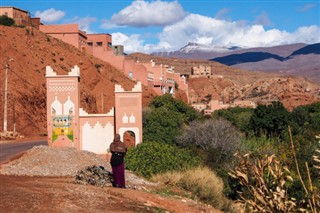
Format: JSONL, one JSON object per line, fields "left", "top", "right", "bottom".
{"left": 114, "top": 134, "right": 121, "bottom": 142}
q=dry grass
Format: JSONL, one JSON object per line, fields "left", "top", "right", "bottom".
{"left": 228, "top": 130, "right": 320, "bottom": 213}
{"left": 152, "top": 166, "right": 231, "bottom": 211}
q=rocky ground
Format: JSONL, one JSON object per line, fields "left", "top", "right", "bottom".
{"left": 0, "top": 146, "right": 220, "bottom": 213}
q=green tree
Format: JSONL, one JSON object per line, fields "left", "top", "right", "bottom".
{"left": 0, "top": 15, "right": 15, "bottom": 26}
{"left": 291, "top": 102, "right": 320, "bottom": 135}
{"left": 249, "top": 102, "right": 290, "bottom": 138}
{"left": 143, "top": 107, "right": 182, "bottom": 144}
{"left": 213, "top": 107, "right": 253, "bottom": 133}
{"left": 143, "top": 94, "right": 200, "bottom": 144}
{"left": 149, "top": 94, "right": 199, "bottom": 124}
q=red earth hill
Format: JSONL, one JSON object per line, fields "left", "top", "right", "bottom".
{"left": 0, "top": 26, "right": 157, "bottom": 137}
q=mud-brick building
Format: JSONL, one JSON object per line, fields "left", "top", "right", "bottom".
{"left": 46, "top": 65, "right": 142, "bottom": 154}
{"left": 39, "top": 23, "right": 188, "bottom": 98}
{"left": 40, "top": 24, "right": 88, "bottom": 49}
{"left": 0, "top": 6, "right": 40, "bottom": 28}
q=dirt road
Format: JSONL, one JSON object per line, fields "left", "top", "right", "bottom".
{"left": 0, "top": 175, "right": 219, "bottom": 213}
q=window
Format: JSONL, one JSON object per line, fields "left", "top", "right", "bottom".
{"left": 96, "top": 42, "right": 103, "bottom": 46}
{"left": 128, "top": 72, "right": 133, "bottom": 79}
{"left": 87, "top": 42, "right": 93, "bottom": 46}
{"left": 107, "top": 42, "right": 112, "bottom": 47}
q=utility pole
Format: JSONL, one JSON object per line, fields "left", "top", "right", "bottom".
{"left": 13, "top": 99, "right": 16, "bottom": 134}
{"left": 3, "top": 58, "right": 13, "bottom": 133}
{"left": 101, "top": 93, "right": 104, "bottom": 113}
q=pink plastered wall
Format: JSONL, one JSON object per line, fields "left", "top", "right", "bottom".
{"left": 87, "top": 34, "right": 112, "bottom": 51}
{"left": 91, "top": 47, "right": 125, "bottom": 71}
{"left": 174, "top": 73, "right": 188, "bottom": 91}
{"left": 124, "top": 60, "right": 149, "bottom": 85}
{"left": 46, "top": 66, "right": 81, "bottom": 150}
{"left": 79, "top": 110, "right": 115, "bottom": 154}
{"left": 46, "top": 65, "right": 143, "bottom": 154}
{"left": 115, "top": 83, "right": 143, "bottom": 145}
{"left": 40, "top": 24, "right": 87, "bottom": 49}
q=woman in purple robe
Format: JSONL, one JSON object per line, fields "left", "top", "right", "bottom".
{"left": 109, "top": 134, "right": 127, "bottom": 188}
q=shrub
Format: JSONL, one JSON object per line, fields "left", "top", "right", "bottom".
{"left": 229, "top": 152, "right": 297, "bottom": 212}
{"left": 152, "top": 167, "right": 231, "bottom": 211}
{"left": 0, "top": 15, "right": 15, "bottom": 26}
{"left": 94, "top": 63, "right": 102, "bottom": 69}
{"left": 125, "top": 141, "right": 200, "bottom": 178}
{"left": 177, "top": 118, "right": 241, "bottom": 167}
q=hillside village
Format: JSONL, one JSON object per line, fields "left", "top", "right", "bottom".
{"left": 3, "top": 6, "right": 319, "bottom": 118}
{"left": 1, "top": 5, "right": 320, "bottom": 213}
{"left": 0, "top": 6, "right": 320, "bottom": 138}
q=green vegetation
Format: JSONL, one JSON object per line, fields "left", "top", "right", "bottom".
{"left": 143, "top": 94, "right": 199, "bottom": 144}
{"left": 125, "top": 141, "right": 200, "bottom": 178}
{"left": 213, "top": 106, "right": 253, "bottom": 132}
{"left": 0, "top": 15, "right": 15, "bottom": 26}
{"left": 129, "top": 96, "right": 319, "bottom": 211}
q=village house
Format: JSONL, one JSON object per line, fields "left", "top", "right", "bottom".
{"left": 0, "top": 6, "right": 40, "bottom": 29}
{"left": 39, "top": 23, "right": 188, "bottom": 98}
{"left": 190, "top": 65, "right": 212, "bottom": 78}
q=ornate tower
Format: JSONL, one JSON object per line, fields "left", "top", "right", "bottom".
{"left": 115, "top": 82, "right": 143, "bottom": 145}
{"left": 46, "top": 66, "right": 80, "bottom": 149}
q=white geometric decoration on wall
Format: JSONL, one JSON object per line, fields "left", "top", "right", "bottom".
{"left": 122, "top": 113, "right": 128, "bottom": 123}
{"left": 129, "top": 113, "right": 135, "bottom": 123}
{"left": 51, "top": 96, "right": 62, "bottom": 115}
{"left": 63, "top": 96, "right": 75, "bottom": 115}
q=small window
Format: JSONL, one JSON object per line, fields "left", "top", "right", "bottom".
{"left": 107, "top": 42, "right": 112, "bottom": 47}
{"left": 87, "top": 42, "right": 93, "bottom": 46}
{"left": 128, "top": 71, "right": 133, "bottom": 78}
{"left": 96, "top": 42, "right": 103, "bottom": 46}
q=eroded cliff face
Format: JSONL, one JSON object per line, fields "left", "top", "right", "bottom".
{"left": 128, "top": 52, "right": 319, "bottom": 111}
{"left": 188, "top": 76, "right": 319, "bottom": 111}
{"left": 0, "top": 26, "right": 156, "bottom": 137}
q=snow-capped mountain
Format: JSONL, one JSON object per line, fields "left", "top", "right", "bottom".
{"left": 179, "top": 42, "right": 241, "bottom": 53}
{"left": 152, "top": 42, "right": 242, "bottom": 59}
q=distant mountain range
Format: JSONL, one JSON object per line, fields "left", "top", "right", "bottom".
{"left": 152, "top": 43, "right": 320, "bottom": 82}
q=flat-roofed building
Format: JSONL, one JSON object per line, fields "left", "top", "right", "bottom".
{"left": 0, "top": 6, "right": 40, "bottom": 28}
{"left": 40, "top": 24, "right": 87, "bottom": 49}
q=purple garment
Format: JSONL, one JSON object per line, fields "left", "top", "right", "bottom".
{"left": 112, "top": 162, "right": 125, "bottom": 187}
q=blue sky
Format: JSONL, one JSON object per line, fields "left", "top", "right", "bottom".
{"left": 2, "top": 0, "right": 320, "bottom": 53}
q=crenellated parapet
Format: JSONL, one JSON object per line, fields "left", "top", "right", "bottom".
{"left": 46, "top": 65, "right": 143, "bottom": 154}
{"left": 115, "top": 81, "right": 142, "bottom": 93}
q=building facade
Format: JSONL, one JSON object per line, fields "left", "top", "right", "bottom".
{"left": 46, "top": 65, "right": 142, "bottom": 154}
{"left": 0, "top": 6, "right": 40, "bottom": 28}
{"left": 38, "top": 23, "right": 188, "bottom": 98}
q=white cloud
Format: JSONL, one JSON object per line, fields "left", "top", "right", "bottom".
{"left": 35, "top": 8, "right": 65, "bottom": 23}
{"left": 71, "top": 16, "right": 97, "bottom": 34}
{"left": 102, "top": 0, "right": 186, "bottom": 28}
{"left": 112, "top": 14, "right": 320, "bottom": 53}
{"left": 111, "top": 32, "right": 147, "bottom": 53}
{"left": 155, "top": 14, "right": 320, "bottom": 51}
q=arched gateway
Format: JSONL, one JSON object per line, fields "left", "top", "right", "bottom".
{"left": 46, "top": 65, "right": 142, "bottom": 154}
